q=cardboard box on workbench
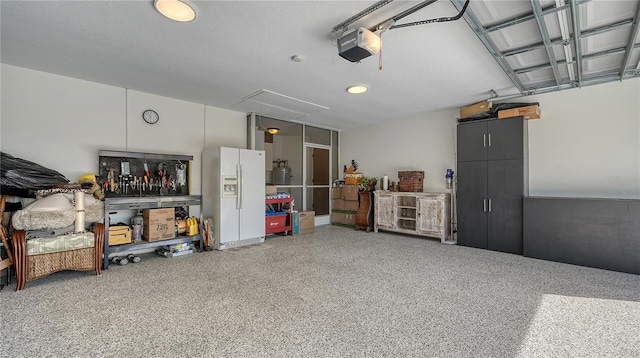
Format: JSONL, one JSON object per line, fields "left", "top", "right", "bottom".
{"left": 143, "top": 208, "right": 175, "bottom": 242}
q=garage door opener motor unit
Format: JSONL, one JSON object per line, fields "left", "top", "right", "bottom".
{"left": 337, "top": 27, "right": 381, "bottom": 62}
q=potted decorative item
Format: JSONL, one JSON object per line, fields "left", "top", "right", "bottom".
{"left": 357, "top": 176, "right": 378, "bottom": 192}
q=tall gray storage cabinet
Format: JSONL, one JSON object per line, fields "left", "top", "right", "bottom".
{"left": 456, "top": 117, "right": 528, "bottom": 254}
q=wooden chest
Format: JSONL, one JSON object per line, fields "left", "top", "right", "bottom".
{"left": 398, "top": 171, "right": 424, "bottom": 192}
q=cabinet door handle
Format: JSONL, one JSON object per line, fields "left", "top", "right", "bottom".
{"left": 488, "top": 133, "right": 492, "bottom": 147}
{"left": 483, "top": 134, "right": 486, "bottom": 147}
{"left": 483, "top": 199, "right": 487, "bottom": 212}
{"left": 488, "top": 199, "right": 492, "bottom": 213}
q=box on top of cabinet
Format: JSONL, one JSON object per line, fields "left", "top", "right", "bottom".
{"left": 143, "top": 208, "right": 175, "bottom": 242}
{"left": 498, "top": 105, "right": 541, "bottom": 120}
{"left": 459, "top": 100, "right": 491, "bottom": 118}
{"left": 342, "top": 185, "right": 359, "bottom": 201}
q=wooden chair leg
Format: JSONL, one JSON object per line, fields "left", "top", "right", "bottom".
{"left": 0, "top": 196, "right": 15, "bottom": 273}
{"left": 12, "top": 230, "right": 27, "bottom": 291}
{"left": 93, "top": 223, "right": 104, "bottom": 276}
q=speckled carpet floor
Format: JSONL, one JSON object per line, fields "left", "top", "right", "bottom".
{"left": 1, "top": 225, "right": 638, "bottom": 358}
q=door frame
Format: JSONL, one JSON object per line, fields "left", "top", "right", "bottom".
{"left": 303, "top": 143, "right": 332, "bottom": 226}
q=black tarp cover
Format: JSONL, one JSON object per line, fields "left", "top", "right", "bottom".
{"left": 0, "top": 152, "right": 69, "bottom": 197}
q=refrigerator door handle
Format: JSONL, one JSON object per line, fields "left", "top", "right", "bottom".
{"left": 238, "top": 163, "right": 243, "bottom": 209}
{"left": 236, "top": 164, "right": 241, "bottom": 209}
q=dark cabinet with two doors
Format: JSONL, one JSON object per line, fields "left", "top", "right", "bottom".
{"left": 456, "top": 117, "right": 528, "bottom": 254}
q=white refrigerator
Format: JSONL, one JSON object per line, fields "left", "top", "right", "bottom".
{"left": 202, "top": 147, "right": 265, "bottom": 250}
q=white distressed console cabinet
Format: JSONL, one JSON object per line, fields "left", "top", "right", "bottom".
{"left": 374, "top": 191, "right": 452, "bottom": 243}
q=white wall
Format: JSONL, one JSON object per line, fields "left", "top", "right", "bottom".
{"left": 341, "top": 78, "right": 640, "bottom": 199}
{"left": 515, "top": 78, "right": 640, "bottom": 199}
{"left": 0, "top": 64, "right": 246, "bottom": 198}
{"left": 1, "top": 65, "right": 126, "bottom": 181}
{"left": 3, "top": 64, "right": 638, "bottom": 202}
{"left": 125, "top": 90, "right": 206, "bottom": 195}
{"left": 203, "top": 106, "right": 247, "bottom": 151}
{"left": 341, "top": 109, "right": 457, "bottom": 192}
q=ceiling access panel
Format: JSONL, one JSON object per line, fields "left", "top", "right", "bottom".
{"left": 229, "top": 89, "right": 329, "bottom": 122}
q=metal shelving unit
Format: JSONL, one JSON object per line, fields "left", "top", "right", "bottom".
{"left": 103, "top": 195, "right": 203, "bottom": 270}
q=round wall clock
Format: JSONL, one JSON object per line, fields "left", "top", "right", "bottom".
{"left": 142, "top": 109, "right": 159, "bottom": 124}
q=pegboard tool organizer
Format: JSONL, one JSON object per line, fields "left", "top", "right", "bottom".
{"left": 98, "top": 150, "right": 192, "bottom": 198}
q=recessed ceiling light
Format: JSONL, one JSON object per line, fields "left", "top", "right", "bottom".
{"left": 155, "top": 0, "right": 196, "bottom": 22}
{"left": 347, "top": 85, "right": 368, "bottom": 94}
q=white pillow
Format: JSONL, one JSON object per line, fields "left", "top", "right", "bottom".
{"left": 23, "top": 193, "right": 74, "bottom": 212}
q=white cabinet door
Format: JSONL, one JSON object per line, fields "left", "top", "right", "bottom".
{"left": 375, "top": 193, "right": 395, "bottom": 231}
{"left": 417, "top": 194, "right": 448, "bottom": 240}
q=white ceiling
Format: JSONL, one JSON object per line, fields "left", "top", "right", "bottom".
{"left": 1, "top": 1, "right": 638, "bottom": 130}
